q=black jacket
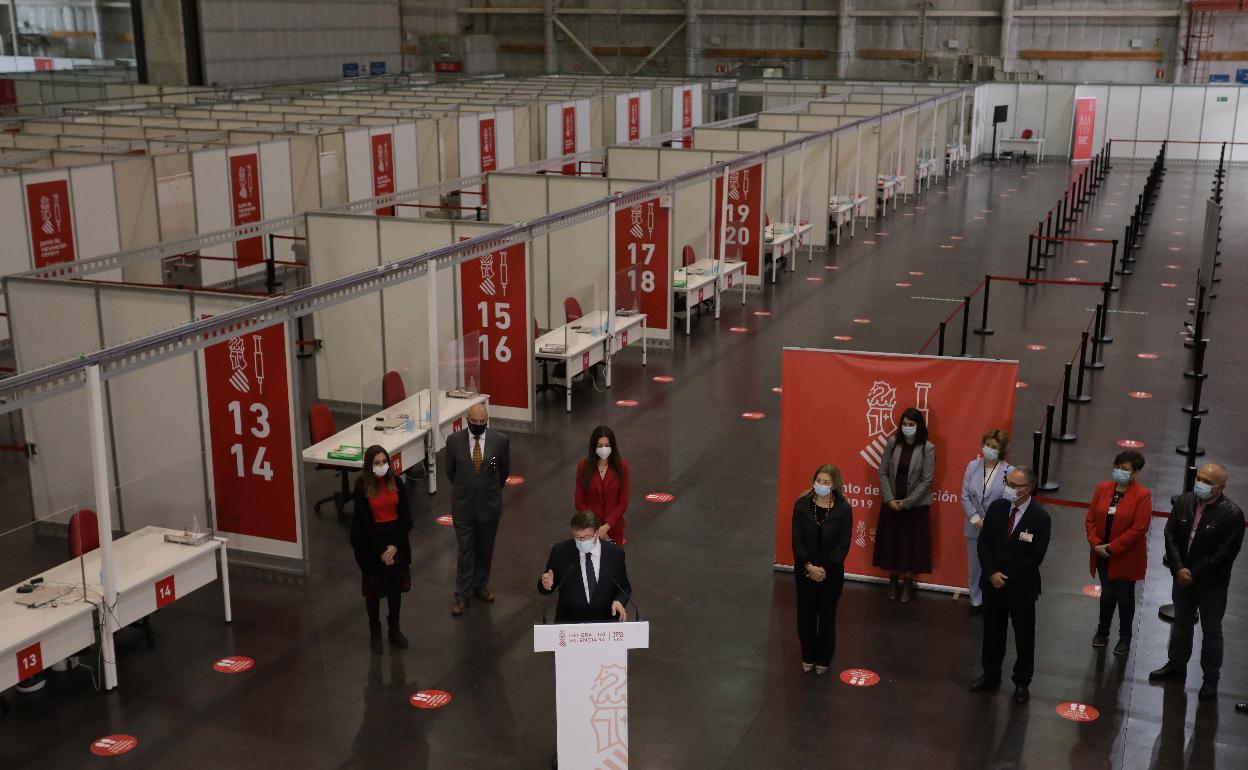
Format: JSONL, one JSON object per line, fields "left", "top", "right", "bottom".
{"left": 444, "top": 428, "right": 510, "bottom": 523}
{"left": 1164, "top": 492, "right": 1245, "bottom": 586}
{"left": 791, "top": 493, "right": 853, "bottom": 575}
{"left": 537, "top": 539, "right": 631, "bottom": 624}
{"left": 977, "top": 497, "right": 1051, "bottom": 602}
{"left": 350, "top": 477, "right": 413, "bottom": 574}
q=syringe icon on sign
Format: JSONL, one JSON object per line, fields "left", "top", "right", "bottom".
{"left": 646, "top": 202, "right": 654, "bottom": 238}
{"left": 499, "top": 251, "right": 510, "bottom": 297}
{"left": 253, "top": 335, "right": 266, "bottom": 395}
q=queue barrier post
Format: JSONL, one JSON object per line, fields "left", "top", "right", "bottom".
{"left": 959, "top": 295, "right": 970, "bottom": 356}
{"left": 1095, "top": 282, "right": 1113, "bottom": 344}
{"left": 1054, "top": 363, "right": 1077, "bottom": 443}
{"left": 1176, "top": 413, "right": 1205, "bottom": 459}
{"left": 974, "top": 276, "right": 994, "bottom": 335}
{"left": 1088, "top": 304, "right": 1106, "bottom": 370}
{"left": 937, "top": 321, "right": 947, "bottom": 356}
{"left": 1039, "top": 403, "right": 1060, "bottom": 492}
{"left": 1182, "top": 335, "right": 1210, "bottom": 417}
{"left": 1106, "top": 239, "right": 1120, "bottom": 291}
{"left": 1071, "top": 330, "right": 1092, "bottom": 403}
{"left": 1032, "top": 430, "right": 1042, "bottom": 472}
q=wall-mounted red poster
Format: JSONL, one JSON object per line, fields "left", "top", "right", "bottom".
{"left": 561, "top": 106, "right": 577, "bottom": 175}
{"left": 371, "top": 132, "right": 395, "bottom": 216}
{"left": 204, "top": 324, "right": 298, "bottom": 543}
{"left": 1072, "top": 97, "right": 1096, "bottom": 164}
{"left": 479, "top": 117, "right": 497, "bottom": 205}
{"left": 713, "top": 164, "right": 763, "bottom": 277}
{"left": 614, "top": 196, "right": 670, "bottom": 332}
{"left": 229, "top": 153, "right": 263, "bottom": 267}
{"left": 25, "top": 179, "right": 76, "bottom": 268}
{"left": 681, "top": 88, "right": 693, "bottom": 148}
{"left": 459, "top": 244, "right": 529, "bottom": 410}
{"left": 34, "top": 58, "right": 53, "bottom": 72}
{"left": 0, "top": 80, "right": 16, "bottom": 108}
{"left": 774, "top": 349, "right": 1018, "bottom": 592}
{"left": 628, "top": 96, "right": 641, "bottom": 141}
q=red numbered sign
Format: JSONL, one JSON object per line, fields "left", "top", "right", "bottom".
{"left": 614, "top": 197, "right": 670, "bottom": 332}
{"left": 681, "top": 88, "right": 694, "bottom": 148}
{"left": 25, "top": 178, "right": 76, "bottom": 269}
{"left": 228, "top": 153, "right": 263, "bottom": 267}
{"left": 478, "top": 117, "right": 497, "bottom": 204}
{"left": 627, "top": 96, "right": 641, "bottom": 141}
{"left": 459, "top": 244, "right": 529, "bottom": 410}
{"left": 155, "top": 575, "right": 176, "bottom": 609}
{"left": 204, "top": 324, "right": 298, "bottom": 543}
{"left": 391, "top": 451, "right": 404, "bottom": 475}
{"left": 561, "top": 106, "right": 577, "bottom": 175}
{"left": 16, "top": 642, "right": 43, "bottom": 679}
{"left": 714, "top": 164, "right": 763, "bottom": 276}
{"left": 371, "top": 133, "right": 396, "bottom": 216}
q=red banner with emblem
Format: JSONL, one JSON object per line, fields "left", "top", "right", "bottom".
{"left": 628, "top": 96, "right": 641, "bottom": 141}
{"left": 681, "top": 88, "right": 693, "bottom": 148}
{"left": 479, "top": 117, "right": 497, "bottom": 205}
{"left": 774, "top": 349, "right": 1018, "bottom": 591}
{"left": 713, "top": 164, "right": 763, "bottom": 276}
{"left": 459, "top": 244, "right": 529, "bottom": 410}
{"left": 614, "top": 196, "right": 669, "bottom": 331}
{"left": 229, "top": 153, "right": 263, "bottom": 267}
{"left": 561, "top": 106, "right": 577, "bottom": 175}
{"left": 371, "top": 133, "right": 395, "bottom": 216}
{"left": 1072, "top": 97, "right": 1096, "bottom": 164}
{"left": 25, "top": 179, "right": 76, "bottom": 268}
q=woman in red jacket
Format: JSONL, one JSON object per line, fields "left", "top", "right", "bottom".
{"left": 575, "top": 425, "right": 630, "bottom": 545}
{"left": 1085, "top": 449, "right": 1152, "bottom": 657}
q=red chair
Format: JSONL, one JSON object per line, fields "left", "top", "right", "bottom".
{"left": 382, "top": 370, "right": 406, "bottom": 408}
{"left": 1021, "top": 128, "right": 1034, "bottom": 140}
{"left": 68, "top": 509, "right": 99, "bottom": 558}
{"left": 564, "top": 297, "right": 584, "bottom": 324}
{"left": 765, "top": 214, "right": 772, "bottom": 227}
{"left": 310, "top": 404, "right": 353, "bottom": 521}
{"left": 682, "top": 244, "right": 696, "bottom": 267}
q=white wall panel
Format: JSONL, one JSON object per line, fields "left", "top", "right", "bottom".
{"left": 1168, "top": 88, "right": 1205, "bottom": 161}
{"left": 191, "top": 146, "right": 231, "bottom": 285}
{"left": 393, "top": 121, "right": 419, "bottom": 193}
{"left": 1137, "top": 87, "right": 1174, "bottom": 159}
{"left": 1104, "top": 86, "right": 1142, "bottom": 156}
{"left": 1199, "top": 88, "right": 1238, "bottom": 162}
{"left": 68, "top": 163, "right": 120, "bottom": 261}
{"left": 344, "top": 127, "right": 371, "bottom": 203}
{"left": 1043, "top": 85, "right": 1076, "bottom": 159}
{"left": 0, "top": 175, "right": 32, "bottom": 339}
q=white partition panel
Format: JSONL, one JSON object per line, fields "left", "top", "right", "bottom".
{"left": 1232, "top": 93, "right": 1248, "bottom": 163}
{"left": 1199, "top": 88, "right": 1238, "bottom": 162}
{"left": 69, "top": 163, "right": 121, "bottom": 262}
{"left": 343, "top": 127, "right": 372, "bottom": 203}
{"left": 1043, "top": 85, "right": 1076, "bottom": 158}
{"left": 1105, "top": 86, "right": 1142, "bottom": 157}
{"left": 757, "top": 114, "right": 799, "bottom": 131}
{"left": 1167, "top": 88, "right": 1204, "bottom": 161}
{"left": 658, "top": 149, "right": 715, "bottom": 264}
{"left": 190, "top": 146, "right": 231, "bottom": 286}
{"left": 548, "top": 177, "right": 611, "bottom": 326}
{"left": 1013, "top": 85, "right": 1046, "bottom": 144}
{"left": 1136, "top": 87, "right": 1174, "bottom": 158}
{"left": 0, "top": 175, "right": 30, "bottom": 338}
{"left": 485, "top": 173, "right": 548, "bottom": 325}
{"left": 606, "top": 147, "right": 659, "bottom": 180}
{"left": 254, "top": 139, "right": 295, "bottom": 280}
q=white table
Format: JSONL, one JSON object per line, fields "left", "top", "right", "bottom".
{"left": 763, "top": 223, "right": 811, "bottom": 282}
{"left": 1, "top": 558, "right": 98, "bottom": 693}
{"left": 673, "top": 259, "right": 746, "bottom": 335}
{"left": 998, "top": 137, "right": 1044, "bottom": 164}
{"left": 534, "top": 310, "right": 647, "bottom": 412}
{"left": 946, "top": 143, "right": 967, "bottom": 173}
{"left": 301, "top": 388, "right": 487, "bottom": 494}
{"left": 877, "top": 174, "right": 904, "bottom": 216}
{"left": 916, "top": 158, "right": 938, "bottom": 190}
{"left": 829, "top": 194, "right": 869, "bottom": 241}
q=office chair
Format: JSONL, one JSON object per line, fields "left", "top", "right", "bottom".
{"left": 382, "top": 370, "right": 406, "bottom": 409}
{"left": 68, "top": 509, "right": 154, "bottom": 645}
{"left": 310, "top": 404, "right": 353, "bottom": 523}
{"left": 564, "top": 296, "right": 584, "bottom": 324}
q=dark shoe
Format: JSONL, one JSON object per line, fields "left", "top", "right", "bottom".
{"left": 887, "top": 575, "right": 899, "bottom": 601}
{"left": 1198, "top": 680, "right": 1217, "bottom": 702}
{"left": 1092, "top": 631, "right": 1109, "bottom": 648}
{"left": 970, "top": 675, "right": 1001, "bottom": 692}
{"left": 369, "top": 625, "right": 383, "bottom": 655}
{"left": 1113, "top": 638, "right": 1130, "bottom": 656}
{"left": 388, "top": 624, "right": 409, "bottom": 650}
{"left": 1149, "top": 664, "right": 1183, "bottom": 682}
{"left": 1013, "top": 687, "right": 1030, "bottom": 705}
{"left": 475, "top": 588, "right": 496, "bottom": 603}
{"left": 1235, "top": 702, "right": 1247, "bottom": 713}
{"left": 968, "top": 604, "right": 982, "bottom": 616}
{"left": 900, "top": 578, "right": 914, "bottom": 603}
{"left": 450, "top": 600, "right": 466, "bottom": 617}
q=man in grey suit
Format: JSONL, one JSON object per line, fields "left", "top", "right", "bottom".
{"left": 445, "top": 403, "right": 511, "bottom": 616}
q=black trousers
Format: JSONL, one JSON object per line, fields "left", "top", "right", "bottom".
{"left": 1096, "top": 559, "right": 1137, "bottom": 639}
{"left": 795, "top": 572, "right": 843, "bottom": 666}
{"left": 1167, "top": 578, "right": 1229, "bottom": 682}
{"left": 454, "top": 515, "right": 500, "bottom": 600}
{"left": 981, "top": 588, "right": 1036, "bottom": 687}
{"left": 366, "top": 592, "right": 401, "bottom": 629}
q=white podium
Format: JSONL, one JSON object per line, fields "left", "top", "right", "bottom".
{"left": 534, "top": 621, "right": 650, "bottom": 768}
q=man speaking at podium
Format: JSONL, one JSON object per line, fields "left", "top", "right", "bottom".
{"left": 538, "top": 510, "right": 631, "bottom": 623}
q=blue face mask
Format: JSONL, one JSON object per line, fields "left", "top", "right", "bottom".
{"left": 1112, "top": 468, "right": 1131, "bottom": 485}
{"left": 1193, "top": 481, "right": 1213, "bottom": 500}
{"left": 575, "top": 537, "right": 596, "bottom": 554}
{"left": 901, "top": 425, "right": 917, "bottom": 439}
{"left": 982, "top": 445, "right": 999, "bottom": 462}
{"left": 813, "top": 483, "right": 832, "bottom": 498}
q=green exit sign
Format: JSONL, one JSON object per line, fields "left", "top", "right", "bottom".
{"left": 1217, "top": 96, "right": 1229, "bottom": 102}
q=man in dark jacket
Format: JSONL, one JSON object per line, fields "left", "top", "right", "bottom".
{"left": 445, "top": 403, "right": 510, "bottom": 616}
{"left": 1150, "top": 463, "right": 1245, "bottom": 701}
{"left": 538, "top": 511, "right": 630, "bottom": 624}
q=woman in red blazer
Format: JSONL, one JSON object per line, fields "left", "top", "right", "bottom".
{"left": 1085, "top": 449, "right": 1152, "bottom": 656}
{"left": 575, "top": 425, "right": 630, "bottom": 546}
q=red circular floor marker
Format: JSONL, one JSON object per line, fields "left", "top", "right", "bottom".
{"left": 1065, "top": 277, "right": 1081, "bottom": 282}
{"left": 506, "top": 475, "right": 526, "bottom": 486}
{"left": 212, "top": 656, "right": 254, "bottom": 674}
{"left": 1160, "top": 282, "right": 1178, "bottom": 288}
{"left": 1137, "top": 353, "right": 1159, "bottom": 360}
{"left": 973, "top": 216, "right": 986, "bottom": 220}
{"left": 1074, "top": 259, "right": 1089, "bottom": 265}
{"left": 940, "top": 244, "right": 954, "bottom": 249}
{"left": 875, "top": 232, "right": 888, "bottom": 236}
{"left": 645, "top": 492, "right": 675, "bottom": 504}
{"left": 1128, "top": 391, "right": 1153, "bottom": 400}
{"left": 833, "top": 335, "right": 853, "bottom": 342}
{"left": 1082, "top": 584, "right": 1102, "bottom": 599}
{"left": 435, "top": 515, "right": 454, "bottom": 526}
{"left": 1169, "top": 246, "right": 1183, "bottom": 252}
{"left": 615, "top": 399, "right": 639, "bottom": 408}
{"left": 410, "top": 690, "right": 453, "bottom": 709}
{"left": 915, "top": 206, "right": 926, "bottom": 210}
{"left": 1016, "top": 381, "right": 1028, "bottom": 389}
{"left": 91, "top": 736, "right": 138, "bottom": 757}
{"left": 1166, "top": 264, "right": 1182, "bottom": 270}
{"left": 824, "top": 265, "right": 840, "bottom": 271}
{"left": 741, "top": 411, "right": 766, "bottom": 420}
{"left": 1092, "top": 227, "right": 1104, "bottom": 233}
{"left": 771, "top": 386, "right": 783, "bottom": 394}
{"left": 753, "top": 310, "right": 772, "bottom": 317}
{"left": 853, "top": 318, "right": 872, "bottom": 324}
{"left": 1056, "top": 702, "right": 1100, "bottom": 722}
{"left": 806, "top": 276, "right": 823, "bottom": 282}
{"left": 729, "top": 326, "right": 748, "bottom": 333}
{"left": 1026, "top": 344, "right": 1047, "bottom": 351}
{"left": 862, "top": 240, "right": 876, "bottom": 245}
{"left": 909, "top": 271, "right": 925, "bottom": 276}
{"left": 895, "top": 282, "right": 912, "bottom": 288}
{"left": 1117, "top": 439, "right": 1145, "bottom": 449}
{"left": 840, "top": 668, "right": 881, "bottom": 687}
{"left": 652, "top": 375, "right": 674, "bottom": 383}
{"left": 1172, "top": 231, "right": 1185, "bottom": 237}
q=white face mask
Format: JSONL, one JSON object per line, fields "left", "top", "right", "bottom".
{"left": 1003, "top": 485, "right": 1021, "bottom": 503}
{"left": 902, "top": 425, "right": 917, "bottom": 439}
{"left": 575, "top": 537, "right": 596, "bottom": 554}
{"left": 982, "top": 445, "right": 999, "bottom": 462}
{"left": 596, "top": 446, "right": 612, "bottom": 460}
{"left": 813, "top": 483, "right": 832, "bottom": 498}
{"left": 372, "top": 464, "right": 389, "bottom": 478}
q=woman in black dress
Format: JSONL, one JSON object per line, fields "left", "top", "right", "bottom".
{"left": 792, "top": 464, "right": 853, "bottom": 675}
{"left": 351, "top": 445, "right": 413, "bottom": 654}
{"left": 873, "top": 408, "right": 936, "bottom": 603}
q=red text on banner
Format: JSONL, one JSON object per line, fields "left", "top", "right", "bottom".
{"left": 371, "top": 133, "right": 396, "bottom": 216}
{"left": 204, "top": 325, "right": 298, "bottom": 543}
{"left": 25, "top": 178, "right": 76, "bottom": 268}
{"left": 681, "top": 88, "right": 693, "bottom": 148}
{"left": 628, "top": 97, "right": 641, "bottom": 141}
{"left": 561, "top": 106, "right": 577, "bottom": 175}
{"left": 1072, "top": 97, "right": 1096, "bottom": 163}
{"left": 479, "top": 117, "right": 497, "bottom": 205}
{"left": 16, "top": 642, "right": 43, "bottom": 679}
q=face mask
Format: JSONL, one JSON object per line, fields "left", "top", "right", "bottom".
{"left": 982, "top": 445, "right": 999, "bottom": 462}
{"left": 1193, "top": 481, "right": 1213, "bottom": 500}
{"left": 1003, "top": 485, "right": 1021, "bottom": 503}
{"left": 575, "top": 537, "right": 595, "bottom": 554}
{"left": 902, "top": 425, "right": 917, "bottom": 439}
{"left": 468, "top": 422, "right": 486, "bottom": 437}
{"left": 1112, "top": 468, "right": 1132, "bottom": 485}
{"left": 372, "top": 464, "right": 389, "bottom": 478}
{"left": 596, "top": 446, "right": 612, "bottom": 460}
{"left": 813, "top": 483, "right": 832, "bottom": 497}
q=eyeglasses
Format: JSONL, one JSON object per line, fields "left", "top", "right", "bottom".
{"left": 1004, "top": 481, "right": 1029, "bottom": 490}
{"left": 573, "top": 534, "right": 596, "bottom": 543}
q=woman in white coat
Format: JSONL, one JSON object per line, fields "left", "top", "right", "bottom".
{"left": 959, "top": 429, "right": 1012, "bottom": 615}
